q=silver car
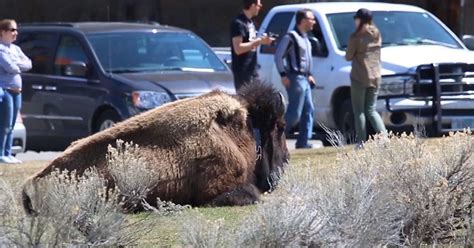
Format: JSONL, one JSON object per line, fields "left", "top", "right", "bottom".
{"left": 12, "top": 115, "right": 26, "bottom": 155}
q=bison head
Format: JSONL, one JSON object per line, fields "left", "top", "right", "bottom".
{"left": 238, "top": 81, "right": 290, "bottom": 193}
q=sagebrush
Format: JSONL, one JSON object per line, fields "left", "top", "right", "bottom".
{"left": 181, "top": 132, "right": 474, "bottom": 247}
{"left": 0, "top": 140, "right": 187, "bottom": 247}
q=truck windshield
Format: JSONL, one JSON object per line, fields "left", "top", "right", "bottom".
{"left": 327, "top": 11, "right": 462, "bottom": 50}
{"left": 87, "top": 32, "right": 227, "bottom": 73}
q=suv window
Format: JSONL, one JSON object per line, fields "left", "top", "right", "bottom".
{"left": 54, "top": 36, "right": 89, "bottom": 77}
{"left": 16, "top": 32, "right": 57, "bottom": 74}
{"left": 260, "top": 12, "right": 295, "bottom": 54}
{"left": 87, "top": 32, "right": 226, "bottom": 72}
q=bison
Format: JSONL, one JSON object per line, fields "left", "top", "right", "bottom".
{"left": 22, "top": 82, "right": 289, "bottom": 214}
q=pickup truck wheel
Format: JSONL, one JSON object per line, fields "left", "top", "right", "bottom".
{"left": 94, "top": 110, "right": 120, "bottom": 133}
{"left": 337, "top": 99, "right": 356, "bottom": 144}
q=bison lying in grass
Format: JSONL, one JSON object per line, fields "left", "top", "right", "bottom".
{"left": 22, "top": 82, "right": 289, "bottom": 214}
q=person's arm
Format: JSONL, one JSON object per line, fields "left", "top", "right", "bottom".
{"left": 376, "top": 32, "right": 382, "bottom": 47}
{"left": 274, "top": 35, "right": 292, "bottom": 77}
{"left": 308, "top": 38, "right": 314, "bottom": 77}
{"left": 345, "top": 35, "right": 357, "bottom": 61}
{"left": 231, "top": 20, "right": 273, "bottom": 55}
{"left": 308, "top": 42, "right": 316, "bottom": 87}
{"left": 232, "top": 36, "right": 262, "bottom": 55}
{"left": 274, "top": 35, "right": 292, "bottom": 87}
{"left": 0, "top": 49, "right": 21, "bottom": 74}
{"left": 14, "top": 46, "right": 32, "bottom": 72}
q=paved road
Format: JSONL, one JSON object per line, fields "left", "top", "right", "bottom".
{"left": 16, "top": 139, "right": 324, "bottom": 161}
{"left": 16, "top": 151, "right": 62, "bottom": 162}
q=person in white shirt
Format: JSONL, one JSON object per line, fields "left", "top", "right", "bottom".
{"left": 0, "top": 19, "right": 32, "bottom": 164}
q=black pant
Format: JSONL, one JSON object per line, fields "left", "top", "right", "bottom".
{"left": 232, "top": 70, "right": 259, "bottom": 92}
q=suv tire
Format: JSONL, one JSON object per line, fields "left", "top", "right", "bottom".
{"left": 94, "top": 110, "right": 120, "bottom": 133}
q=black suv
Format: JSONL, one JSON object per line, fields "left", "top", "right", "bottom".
{"left": 16, "top": 22, "right": 234, "bottom": 151}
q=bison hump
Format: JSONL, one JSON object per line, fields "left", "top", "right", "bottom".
{"left": 80, "top": 92, "right": 248, "bottom": 147}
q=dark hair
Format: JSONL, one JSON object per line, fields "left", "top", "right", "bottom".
{"left": 354, "top": 8, "right": 373, "bottom": 32}
{"left": 0, "top": 19, "right": 15, "bottom": 31}
{"left": 243, "top": 0, "right": 258, "bottom": 10}
{"left": 295, "top": 9, "right": 312, "bottom": 25}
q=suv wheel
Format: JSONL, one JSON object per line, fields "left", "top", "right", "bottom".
{"left": 337, "top": 99, "right": 356, "bottom": 144}
{"left": 94, "top": 110, "right": 120, "bottom": 133}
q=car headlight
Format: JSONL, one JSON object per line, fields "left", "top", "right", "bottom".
{"left": 131, "top": 91, "right": 171, "bottom": 109}
{"left": 379, "top": 76, "right": 415, "bottom": 96}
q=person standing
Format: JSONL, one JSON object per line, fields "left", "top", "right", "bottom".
{"left": 345, "top": 8, "right": 386, "bottom": 147}
{"left": 0, "top": 19, "right": 32, "bottom": 164}
{"left": 275, "top": 9, "right": 316, "bottom": 149}
{"left": 230, "top": 0, "right": 274, "bottom": 91}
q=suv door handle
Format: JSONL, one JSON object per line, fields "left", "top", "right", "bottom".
{"left": 45, "top": 86, "right": 57, "bottom": 91}
{"left": 32, "top": 85, "right": 43, "bottom": 90}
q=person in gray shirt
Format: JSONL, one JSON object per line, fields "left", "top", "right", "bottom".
{"left": 0, "top": 19, "right": 32, "bottom": 164}
{"left": 274, "top": 9, "right": 316, "bottom": 149}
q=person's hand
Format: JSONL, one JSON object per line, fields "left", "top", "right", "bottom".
{"left": 308, "top": 75, "right": 316, "bottom": 88}
{"left": 282, "top": 76, "right": 290, "bottom": 88}
{"left": 260, "top": 35, "right": 275, "bottom": 46}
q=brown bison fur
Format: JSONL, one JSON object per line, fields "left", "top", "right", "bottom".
{"left": 22, "top": 81, "right": 289, "bottom": 214}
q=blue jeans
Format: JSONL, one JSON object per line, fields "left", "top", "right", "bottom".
{"left": 0, "top": 89, "right": 22, "bottom": 156}
{"left": 285, "top": 74, "right": 314, "bottom": 147}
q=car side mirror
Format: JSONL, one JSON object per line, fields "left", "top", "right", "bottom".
{"left": 309, "top": 37, "right": 327, "bottom": 57}
{"left": 462, "top": 35, "right": 474, "bottom": 50}
{"left": 64, "top": 61, "right": 88, "bottom": 77}
{"left": 223, "top": 58, "right": 232, "bottom": 67}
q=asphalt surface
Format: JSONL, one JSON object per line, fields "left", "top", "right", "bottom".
{"left": 15, "top": 139, "right": 324, "bottom": 162}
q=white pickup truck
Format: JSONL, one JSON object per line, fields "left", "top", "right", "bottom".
{"left": 253, "top": 2, "right": 474, "bottom": 142}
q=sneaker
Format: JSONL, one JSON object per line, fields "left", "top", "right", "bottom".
{"left": 7, "top": 156, "right": 22, "bottom": 164}
{"left": 0, "top": 156, "right": 16, "bottom": 164}
{"left": 295, "top": 143, "right": 314, "bottom": 149}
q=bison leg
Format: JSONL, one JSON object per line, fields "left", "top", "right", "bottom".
{"left": 209, "top": 184, "right": 260, "bottom": 206}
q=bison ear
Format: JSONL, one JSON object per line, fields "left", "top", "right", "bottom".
{"left": 277, "top": 92, "right": 286, "bottom": 118}
{"left": 216, "top": 109, "right": 247, "bottom": 128}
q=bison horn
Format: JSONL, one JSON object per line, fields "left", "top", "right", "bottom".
{"left": 277, "top": 92, "right": 286, "bottom": 117}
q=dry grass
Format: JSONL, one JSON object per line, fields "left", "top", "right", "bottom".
{"left": 0, "top": 161, "right": 46, "bottom": 186}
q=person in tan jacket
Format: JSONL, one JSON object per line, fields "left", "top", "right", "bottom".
{"left": 345, "top": 8, "right": 386, "bottom": 147}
